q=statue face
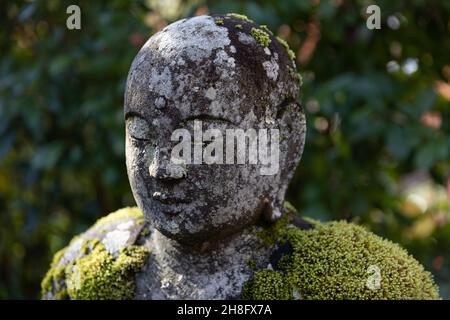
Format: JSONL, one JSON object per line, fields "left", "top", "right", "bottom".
{"left": 124, "top": 15, "right": 305, "bottom": 244}
{"left": 126, "top": 101, "right": 277, "bottom": 244}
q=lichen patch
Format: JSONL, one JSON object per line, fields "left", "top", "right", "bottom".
{"left": 262, "top": 58, "right": 279, "bottom": 81}
{"left": 102, "top": 229, "right": 131, "bottom": 255}
{"left": 148, "top": 16, "right": 231, "bottom": 63}
{"left": 205, "top": 87, "right": 217, "bottom": 100}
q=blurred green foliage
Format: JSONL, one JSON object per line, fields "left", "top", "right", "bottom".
{"left": 0, "top": 0, "right": 449, "bottom": 299}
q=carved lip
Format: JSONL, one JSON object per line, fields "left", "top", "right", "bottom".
{"left": 152, "top": 191, "right": 191, "bottom": 205}
{"left": 161, "top": 207, "right": 182, "bottom": 217}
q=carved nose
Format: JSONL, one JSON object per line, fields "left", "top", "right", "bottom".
{"left": 148, "top": 147, "right": 186, "bottom": 180}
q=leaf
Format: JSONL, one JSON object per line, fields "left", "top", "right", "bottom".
{"left": 414, "top": 138, "right": 449, "bottom": 170}
{"left": 31, "top": 143, "right": 64, "bottom": 170}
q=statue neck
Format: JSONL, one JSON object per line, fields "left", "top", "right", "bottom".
{"left": 135, "top": 225, "right": 273, "bottom": 299}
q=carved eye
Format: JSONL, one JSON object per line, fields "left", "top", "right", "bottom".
{"left": 126, "top": 116, "right": 151, "bottom": 141}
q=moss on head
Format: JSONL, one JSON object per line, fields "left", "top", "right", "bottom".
{"left": 215, "top": 18, "right": 224, "bottom": 26}
{"left": 297, "top": 72, "right": 303, "bottom": 87}
{"left": 250, "top": 28, "right": 271, "bottom": 48}
{"left": 234, "top": 24, "right": 243, "bottom": 30}
{"left": 246, "top": 220, "right": 439, "bottom": 300}
{"left": 276, "top": 36, "right": 296, "bottom": 61}
{"left": 260, "top": 25, "right": 273, "bottom": 35}
{"left": 65, "top": 240, "right": 149, "bottom": 300}
{"left": 226, "top": 13, "right": 253, "bottom": 23}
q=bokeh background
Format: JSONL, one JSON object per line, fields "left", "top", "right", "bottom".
{"left": 1, "top": 0, "right": 449, "bottom": 299}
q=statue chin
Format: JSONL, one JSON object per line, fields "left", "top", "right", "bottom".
{"left": 142, "top": 204, "right": 263, "bottom": 247}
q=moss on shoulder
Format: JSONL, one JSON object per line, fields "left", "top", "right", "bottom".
{"left": 94, "top": 206, "right": 144, "bottom": 228}
{"left": 242, "top": 270, "right": 291, "bottom": 300}
{"left": 43, "top": 206, "right": 439, "bottom": 300}
{"left": 41, "top": 207, "right": 149, "bottom": 300}
{"left": 65, "top": 241, "right": 148, "bottom": 300}
{"left": 41, "top": 247, "right": 69, "bottom": 299}
{"left": 246, "top": 220, "right": 439, "bottom": 300}
{"left": 257, "top": 210, "right": 291, "bottom": 246}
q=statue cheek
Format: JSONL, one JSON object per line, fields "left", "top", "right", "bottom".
{"left": 143, "top": 144, "right": 156, "bottom": 168}
{"left": 126, "top": 137, "right": 154, "bottom": 182}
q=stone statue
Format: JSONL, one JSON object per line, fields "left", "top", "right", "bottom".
{"left": 42, "top": 14, "right": 439, "bottom": 300}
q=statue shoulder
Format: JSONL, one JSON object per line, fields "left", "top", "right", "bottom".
{"left": 41, "top": 207, "right": 153, "bottom": 300}
{"left": 244, "top": 214, "right": 439, "bottom": 300}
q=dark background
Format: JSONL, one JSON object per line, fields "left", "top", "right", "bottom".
{"left": 0, "top": 0, "right": 449, "bottom": 299}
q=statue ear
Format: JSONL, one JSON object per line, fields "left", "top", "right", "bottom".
{"left": 276, "top": 101, "right": 307, "bottom": 182}
{"left": 258, "top": 101, "right": 306, "bottom": 223}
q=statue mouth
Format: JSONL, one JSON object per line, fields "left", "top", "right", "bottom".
{"left": 152, "top": 191, "right": 191, "bottom": 205}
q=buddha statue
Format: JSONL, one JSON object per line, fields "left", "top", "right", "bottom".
{"left": 42, "top": 14, "right": 439, "bottom": 300}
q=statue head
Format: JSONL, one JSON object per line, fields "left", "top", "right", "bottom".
{"left": 124, "top": 14, "right": 306, "bottom": 245}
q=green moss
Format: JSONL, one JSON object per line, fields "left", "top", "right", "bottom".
{"left": 226, "top": 13, "right": 253, "bottom": 23}
{"left": 297, "top": 72, "right": 303, "bottom": 87}
{"left": 55, "top": 289, "right": 69, "bottom": 300}
{"left": 250, "top": 28, "right": 271, "bottom": 48}
{"left": 234, "top": 24, "right": 243, "bottom": 30}
{"left": 65, "top": 241, "right": 149, "bottom": 300}
{"left": 260, "top": 25, "right": 273, "bottom": 35}
{"left": 276, "top": 36, "right": 296, "bottom": 61}
{"left": 215, "top": 18, "right": 224, "bottom": 26}
{"left": 246, "top": 220, "right": 440, "bottom": 300}
{"left": 41, "top": 207, "right": 149, "bottom": 300}
{"left": 94, "top": 207, "right": 144, "bottom": 228}
{"left": 284, "top": 201, "right": 298, "bottom": 215}
{"left": 80, "top": 240, "right": 90, "bottom": 255}
{"left": 41, "top": 247, "right": 68, "bottom": 298}
{"left": 257, "top": 212, "right": 291, "bottom": 246}
{"left": 246, "top": 259, "right": 257, "bottom": 269}
{"left": 277, "top": 255, "right": 293, "bottom": 271}
{"left": 140, "top": 226, "right": 151, "bottom": 238}
{"left": 242, "top": 270, "right": 292, "bottom": 300}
